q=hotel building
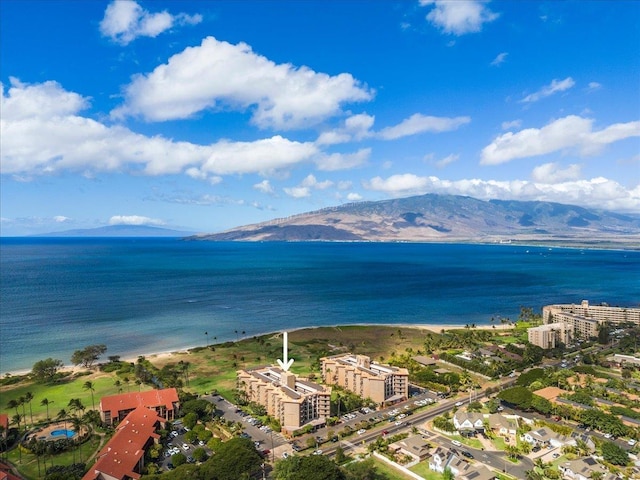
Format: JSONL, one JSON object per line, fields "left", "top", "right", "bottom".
{"left": 236, "top": 366, "right": 331, "bottom": 435}
{"left": 320, "top": 354, "right": 409, "bottom": 405}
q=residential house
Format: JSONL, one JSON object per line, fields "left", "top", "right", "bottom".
{"left": 388, "top": 435, "right": 431, "bottom": 462}
{"left": 460, "top": 466, "right": 496, "bottom": 480}
{"left": 453, "top": 412, "right": 485, "bottom": 433}
{"left": 487, "top": 414, "right": 518, "bottom": 438}
{"left": 558, "top": 457, "right": 622, "bottom": 480}
{"left": 100, "top": 388, "right": 180, "bottom": 426}
{"left": 523, "top": 427, "right": 572, "bottom": 448}
{"left": 428, "top": 447, "right": 473, "bottom": 477}
{"left": 83, "top": 407, "right": 164, "bottom": 480}
{"left": 413, "top": 356, "right": 437, "bottom": 367}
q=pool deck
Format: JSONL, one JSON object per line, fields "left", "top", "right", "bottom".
{"left": 27, "top": 422, "right": 85, "bottom": 442}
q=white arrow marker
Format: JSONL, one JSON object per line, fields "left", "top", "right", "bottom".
{"left": 277, "top": 331, "right": 294, "bottom": 372}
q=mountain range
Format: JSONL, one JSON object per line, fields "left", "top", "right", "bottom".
{"left": 191, "top": 194, "right": 640, "bottom": 247}
{"left": 35, "top": 224, "right": 195, "bottom": 237}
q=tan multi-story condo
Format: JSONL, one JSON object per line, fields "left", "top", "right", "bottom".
{"left": 321, "top": 354, "right": 409, "bottom": 405}
{"left": 236, "top": 366, "right": 331, "bottom": 435}
{"left": 528, "top": 322, "right": 572, "bottom": 349}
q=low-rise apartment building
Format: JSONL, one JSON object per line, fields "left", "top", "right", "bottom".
{"left": 100, "top": 388, "right": 180, "bottom": 426}
{"left": 320, "top": 354, "right": 409, "bottom": 405}
{"left": 236, "top": 366, "right": 331, "bottom": 435}
{"left": 83, "top": 406, "right": 164, "bottom": 480}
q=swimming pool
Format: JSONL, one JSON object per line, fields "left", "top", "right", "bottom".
{"left": 50, "top": 429, "right": 76, "bottom": 438}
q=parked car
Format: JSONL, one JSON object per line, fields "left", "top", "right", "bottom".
{"left": 452, "top": 440, "right": 462, "bottom": 447}
{"left": 461, "top": 451, "right": 473, "bottom": 459}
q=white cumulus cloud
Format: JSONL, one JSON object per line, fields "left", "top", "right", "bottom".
{"left": 283, "top": 174, "right": 334, "bottom": 198}
{"left": 112, "top": 36, "right": 373, "bottom": 130}
{"left": 501, "top": 119, "right": 521, "bottom": 130}
{"left": 315, "top": 148, "right": 371, "bottom": 171}
{"left": 363, "top": 173, "right": 640, "bottom": 211}
{"left": 377, "top": 113, "right": 470, "bottom": 140}
{"left": 109, "top": 215, "right": 164, "bottom": 226}
{"left": 100, "top": 0, "right": 202, "bottom": 45}
{"left": 0, "top": 80, "right": 318, "bottom": 178}
{"left": 53, "top": 215, "right": 71, "bottom": 223}
{"left": 481, "top": 115, "right": 640, "bottom": 165}
{"left": 531, "top": 162, "right": 582, "bottom": 184}
{"left": 254, "top": 180, "right": 274, "bottom": 194}
{"left": 520, "top": 77, "right": 575, "bottom": 103}
{"left": 316, "top": 113, "right": 375, "bottom": 146}
{"left": 420, "top": 0, "right": 499, "bottom": 35}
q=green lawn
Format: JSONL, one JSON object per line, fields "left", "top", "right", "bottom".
{"left": 409, "top": 460, "right": 443, "bottom": 479}
{"left": 369, "top": 457, "right": 418, "bottom": 479}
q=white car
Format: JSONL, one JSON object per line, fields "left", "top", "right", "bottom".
{"left": 455, "top": 401, "right": 463, "bottom": 407}
{"left": 313, "top": 449, "right": 323, "bottom": 455}
{"left": 357, "top": 429, "right": 366, "bottom": 435}
{"left": 604, "top": 433, "right": 611, "bottom": 439}
{"left": 452, "top": 440, "right": 462, "bottom": 447}
{"left": 628, "top": 439, "right": 637, "bottom": 446}
{"left": 182, "top": 443, "right": 190, "bottom": 450}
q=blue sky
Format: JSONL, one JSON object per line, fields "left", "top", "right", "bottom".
{"left": 1, "top": 0, "right": 639, "bottom": 235}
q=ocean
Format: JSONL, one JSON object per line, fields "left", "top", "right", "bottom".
{"left": 1, "top": 238, "right": 638, "bottom": 374}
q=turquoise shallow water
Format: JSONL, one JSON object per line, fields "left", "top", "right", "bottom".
{"left": 1, "top": 238, "right": 638, "bottom": 373}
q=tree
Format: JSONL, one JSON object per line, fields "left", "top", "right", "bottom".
{"left": 41, "top": 398, "right": 53, "bottom": 420}
{"left": 24, "top": 392, "right": 34, "bottom": 427}
{"left": 7, "top": 399, "right": 19, "bottom": 416}
{"left": 192, "top": 447, "right": 208, "bottom": 462}
{"left": 274, "top": 455, "right": 346, "bottom": 480}
{"left": 442, "top": 467, "right": 454, "bottom": 480}
{"left": 200, "top": 437, "right": 263, "bottom": 480}
{"left": 183, "top": 412, "right": 198, "bottom": 430}
{"left": 70, "top": 344, "right": 107, "bottom": 368}
{"left": 172, "top": 452, "right": 187, "bottom": 467}
{"left": 31, "top": 358, "right": 64, "bottom": 382}
{"left": 83, "top": 381, "right": 96, "bottom": 410}
{"left": 601, "top": 441, "right": 629, "bottom": 466}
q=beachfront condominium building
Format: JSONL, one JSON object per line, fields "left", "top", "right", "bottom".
{"left": 543, "top": 300, "right": 640, "bottom": 339}
{"left": 528, "top": 322, "right": 573, "bottom": 349}
{"left": 99, "top": 388, "right": 180, "bottom": 427}
{"left": 236, "top": 366, "right": 331, "bottom": 435}
{"left": 320, "top": 354, "right": 409, "bottom": 405}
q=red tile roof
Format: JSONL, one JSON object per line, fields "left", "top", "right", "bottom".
{"left": 83, "top": 407, "right": 163, "bottom": 480}
{"left": 100, "top": 388, "right": 179, "bottom": 417}
{"left": 0, "top": 414, "right": 8, "bottom": 431}
{"left": 0, "top": 460, "right": 21, "bottom": 480}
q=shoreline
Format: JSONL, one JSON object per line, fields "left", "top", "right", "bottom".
{"left": 1, "top": 322, "right": 514, "bottom": 378}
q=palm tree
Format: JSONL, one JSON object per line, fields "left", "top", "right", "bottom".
{"left": 56, "top": 409, "right": 68, "bottom": 432}
{"left": 40, "top": 398, "right": 53, "bottom": 420}
{"left": 114, "top": 379, "right": 122, "bottom": 393}
{"left": 7, "top": 399, "right": 19, "bottom": 416}
{"left": 24, "top": 392, "right": 34, "bottom": 427}
{"left": 68, "top": 398, "right": 85, "bottom": 417}
{"left": 83, "top": 381, "right": 96, "bottom": 410}
{"left": 69, "top": 416, "right": 84, "bottom": 464}
{"left": 525, "top": 470, "right": 544, "bottom": 480}
{"left": 11, "top": 413, "right": 22, "bottom": 431}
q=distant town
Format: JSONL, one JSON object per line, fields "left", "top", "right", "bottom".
{"left": 2, "top": 300, "right": 640, "bottom": 480}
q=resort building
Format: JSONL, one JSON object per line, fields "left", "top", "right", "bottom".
{"left": 83, "top": 406, "right": 164, "bottom": 480}
{"left": 236, "top": 366, "right": 331, "bottom": 435}
{"left": 99, "top": 388, "right": 180, "bottom": 427}
{"left": 527, "top": 300, "right": 640, "bottom": 347}
{"left": 527, "top": 322, "right": 572, "bottom": 349}
{"left": 320, "top": 354, "right": 409, "bottom": 405}
{"left": 541, "top": 300, "right": 640, "bottom": 339}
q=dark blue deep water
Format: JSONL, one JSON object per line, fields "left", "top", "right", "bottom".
{"left": 1, "top": 238, "right": 638, "bottom": 373}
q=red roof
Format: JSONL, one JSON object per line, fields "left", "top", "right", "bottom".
{"left": 0, "top": 460, "right": 21, "bottom": 480}
{"left": 83, "top": 407, "right": 163, "bottom": 480}
{"left": 0, "top": 414, "right": 8, "bottom": 431}
{"left": 100, "top": 388, "right": 179, "bottom": 417}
